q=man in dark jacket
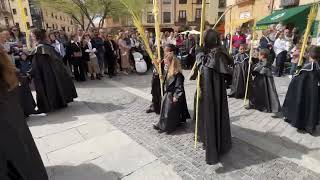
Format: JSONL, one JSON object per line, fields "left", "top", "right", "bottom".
{"left": 92, "top": 29, "right": 106, "bottom": 77}
{"left": 104, "top": 34, "right": 118, "bottom": 78}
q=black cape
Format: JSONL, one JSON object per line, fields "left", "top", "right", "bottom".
{"left": 191, "top": 48, "right": 232, "bottom": 165}
{"left": 249, "top": 60, "right": 281, "bottom": 113}
{"left": 18, "top": 75, "right": 36, "bottom": 117}
{"left": 0, "top": 88, "right": 48, "bottom": 180}
{"left": 150, "top": 66, "right": 162, "bottom": 114}
{"left": 30, "top": 43, "right": 78, "bottom": 113}
{"left": 229, "top": 53, "right": 250, "bottom": 98}
{"left": 282, "top": 61, "right": 320, "bottom": 134}
{"left": 158, "top": 72, "right": 190, "bottom": 133}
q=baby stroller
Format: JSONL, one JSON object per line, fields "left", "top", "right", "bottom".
{"left": 132, "top": 51, "right": 147, "bottom": 74}
{"left": 177, "top": 48, "right": 189, "bottom": 69}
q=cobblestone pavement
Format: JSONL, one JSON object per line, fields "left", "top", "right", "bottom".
{"left": 74, "top": 72, "right": 320, "bottom": 180}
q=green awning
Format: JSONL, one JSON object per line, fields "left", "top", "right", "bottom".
{"left": 256, "top": 5, "right": 311, "bottom": 29}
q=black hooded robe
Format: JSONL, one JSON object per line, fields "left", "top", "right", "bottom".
{"left": 249, "top": 60, "right": 281, "bottom": 113}
{"left": 0, "top": 88, "right": 48, "bottom": 180}
{"left": 191, "top": 48, "right": 233, "bottom": 165}
{"left": 158, "top": 72, "right": 190, "bottom": 133}
{"left": 229, "top": 53, "right": 250, "bottom": 98}
{"left": 30, "top": 43, "right": 78, "bottom": 113}
{"left": 282, "top": 62, "right": 320, "bottom": 134}
{"left": 150, "top": 66, "right": 162, "bottom": 114}
{"left": 18, "top": 76, "right": 36, "bottom": 117}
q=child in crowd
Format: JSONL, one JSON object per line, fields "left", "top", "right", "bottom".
{"left": 282, "top": 46, "right": 320, "bottom": 134}
{"left": 153, "top": 44, "right": 190, "bottom": 133}
{"left": 246, "top": 49, "right": 281, "bottom": 113}
{"left": 82, "top": 33, "right": 100, "bottom": 80}
{"left": 228, "top": 44, "right": 250, "bottom": 98}
{"left": 16, "top": 52, "right": 37, "bottom": 118}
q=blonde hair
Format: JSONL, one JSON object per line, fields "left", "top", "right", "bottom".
{"left": 166, "top": 53, "right": 182, "bottom": 79}
{"left": 0, "top": 48, "right": 18, "bottom": 93}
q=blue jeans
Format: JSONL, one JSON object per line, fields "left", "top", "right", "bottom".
{"left": 290, "top": 63, "right": 297, "bottom": 75}
{"left": 96, "top": 52, "right": 105, "bottom": 74}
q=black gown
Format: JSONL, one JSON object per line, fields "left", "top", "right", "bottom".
{"left": 18, "top": 76, "right": 36, "bottom": 117}
{"left": 0, "top": 88, "right": 48, "bottom": 180}
{"left": 191, "top": 48, "right": 233, "bottom": 165}
{"left": 249, "top": 60, "right": 281, "bottom": 113}
{"left": 150, "top": 66, "right": 162, "bottom": 114}
{"left": 158, "top": 72, "right": 190, "bottom": 133}
{"left": 30, "top": 43, "right": 78, "bottom": 113}
{"left": 282, "top": 61, "right": 320, "bottom": 134}
{"left": 229, "top": 53, "right": 250, "bottom": 98}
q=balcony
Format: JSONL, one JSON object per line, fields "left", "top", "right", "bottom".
{"left": 235, "top": 0, "right": 254, "bottom": 5}
{"left": 175, "top": 19, "right": 187, "bottom": 26}
{"left": 280, "top": 0, "right": 299, "bottom": 7}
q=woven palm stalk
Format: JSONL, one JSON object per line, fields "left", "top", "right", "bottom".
{"left": 153, "top": 0, "right": 164, "bottom": 97}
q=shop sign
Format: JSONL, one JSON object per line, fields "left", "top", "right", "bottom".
{"left": 240, "top": 11, "right": 251, "bottom": 19}
{"left": 271, "top": 12, "right": 286, "bottom": 20}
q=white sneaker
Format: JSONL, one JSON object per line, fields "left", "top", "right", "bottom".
{"left": 289, "top": 75, "right": 292, "bottom": 79}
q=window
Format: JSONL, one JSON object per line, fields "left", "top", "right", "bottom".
{"left": 163, "top": 12, "right": 171, "bottom": 23}
{"left": 67, "top": 27, "right": 70, "bottom": 32}
{"left": 179, "top": 0, "right": 187, "bottom": 4}
{"left": 218, "top": 12, "right": 224, "bottom": 21}
{"left": 26, "top": 22, "right": 30, "bottom": 29}
{"left": 70, "top": 20, "right": 73, "bottom": 25}
{"left": 179, "top": 10, "right": 186, "bottom": 22}
{"left": 163, "top": 0, "right": 171, "bottom": 4}
{"left": 218, "top": 0, "right": 226, "bottom": 8}
{"left": 147, "top": 0, "right": 153, "bottom": 4}
{"left": 52, "top": 24, "right": 55, "bottom": 29}
{"left": 4, "top": 17, "right": 9, "bottom": 27}
{"left": 196, "top": 0, "right": 202, "bottom": 4}
{"left": 60, "top": 16, "right": 62, "bottom": 20}
{"left": 195, "top": 8, "right": 201, "bottom": 21}
{"left": 147, "top": 12, "right": 154, "bottom": 23}
{"left": 12, "top": 8, "right": 17, "bottom": 15}
{"left": 15, "top": 22, "right": 19, "bottom": 27}
{"left": 46, "top": 23, "right": 49, "bottom": 28}
{"left": 195, "top": 8, "right": 201, "bottom": 18}
{"left": 0, "top": 1, "right": 5, "bottom": 9}
{"left": 51, "top": 13, "right": 54, "bottom": 18}
{"left": 24, "top": 8, "right": 28, "bottom": 16}
{"left": 55, "top": 15, "right": 57, "bottom": 19}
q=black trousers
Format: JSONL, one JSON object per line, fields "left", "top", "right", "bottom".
{"left": 106, "top": 55, "right": 115, "bottom": 76}
{"left": 275, "top": 51, "right": 287, "bottom": 77}
{"left": 71, "top": 58, "right": 86, "bottom": 81}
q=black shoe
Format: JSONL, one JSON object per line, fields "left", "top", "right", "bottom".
{"left": 146, "top": 108, "right": 155, "bottom": 113}
{"left": 244, "top": 105, "right": 251, "bottom": 110}
{"left": 109, "top": 75, "right": 113, "bottom": 78}
{"left": 90, "top": 75, "right": 95, "bottom": 80}
{"left": 272, "top": 112, "right": 284, "bottom": 119}
{"left": 96, "top": 76, "right": 101, "bottom": 80}
{"left": 153, "top": 124, "right": 160, "bottom": 130}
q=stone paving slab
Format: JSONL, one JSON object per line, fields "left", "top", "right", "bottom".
{"left": 122, "top": 160, "right": 182, "bottom": 180}
{"left": 46, "top": 130, "right": 133, "bottom": 166}
{"left": 27, "top": 95, "right": 180, "bottom": 180}
{"left": 101, "top": 72, "right": 320, "bottom": 179}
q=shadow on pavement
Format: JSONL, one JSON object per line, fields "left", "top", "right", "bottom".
{"left": 82, "top": 101, "right": 125, "bottom": 114}
{"left": 215, "top": 126, "right": 320, "bottom": 174}
{"left": 47, "top": 164, "right": 122, "bottom": 180}
{"left": 27, "top": 101, "right": 125, "bottom": 127}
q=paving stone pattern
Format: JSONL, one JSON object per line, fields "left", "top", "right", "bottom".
{"left": 76, "top": 77, "right": 320, "bottom": 180}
